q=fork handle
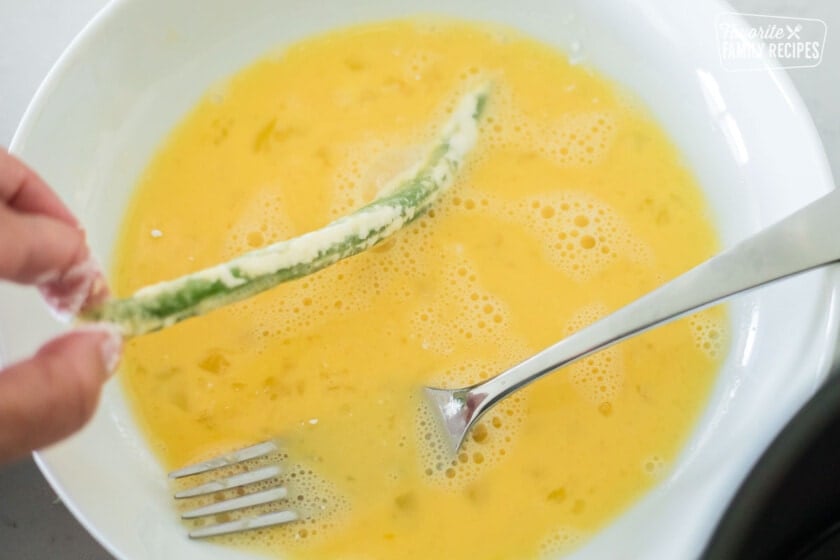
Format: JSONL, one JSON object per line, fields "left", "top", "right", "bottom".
{"left": 468, "top": 186, "right": 840, "bottom": 414}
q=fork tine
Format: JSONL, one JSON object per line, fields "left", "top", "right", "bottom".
{"left": 182, "top": 487, "right": 288, "bottom": 519}
{"left": 189, "top": 510, "right": 299, "bottom": 539}
{"left": 169, "top": 440, "right": 298, "bottom": 538}
{"left": 169, "top": 441, "right": 279, "bottom": 478}
{"left": 174, "top": 465, "right": 281, "bottom": 499}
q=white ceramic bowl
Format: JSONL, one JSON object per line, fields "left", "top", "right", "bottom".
{"left": 2, "top": 0, "right": 837, "bottom": 558}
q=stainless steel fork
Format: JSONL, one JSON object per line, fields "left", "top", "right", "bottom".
{"left": 171, "top": 186, "right": 840, "bottom": 538}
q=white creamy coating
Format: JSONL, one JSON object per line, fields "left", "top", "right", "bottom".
{"left": 132, "top": 204, "right": 404, "bottom": 298}
{"left": 131, "top": 85, "right": 486, "bottom": 303}
{"left": 442, "top": 86, "right": 483, "bottom": 163}
{"left": 235, "top": 204, "right": 405, "bottom": 277}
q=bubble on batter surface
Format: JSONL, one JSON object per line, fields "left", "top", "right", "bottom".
{"left": 401, "top": 48, "right": 437, "bottom": 83}
{"left": 230, "top": 233, "right": 400, "bottom": 348}
{"left": 437, "top": 182, "right": 652, "bottom": 284}
{"left": 512, "top": 192, "right": 652, "bottom": 282}
{"left": 642, "top": 454, "right": 667, "bottom": 478}
{"left": 408, "top": 257, "right": 512, "bottom": 356}
{"left": 565, "top": 303, "right": 624, "bottom": 406}
{"left": 330, "top": 134, "right": 427, "bottom": 220}
{"left": 222, "top": 188, "right": 296, "bottom": 257}
{"left": 688, "top": 310, "right": 728, "bottom": 360}
{"left": 477, "top": 86, "right": 618, "bottom": 167}
{"left": 414, "top": 354, "right": 530, "bottom": 490}
{"left": 539, "top": 526, "right": 587, "bottom": 558}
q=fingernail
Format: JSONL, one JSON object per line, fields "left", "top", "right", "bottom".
{"left": 77, "top": 323, "right": 123, "bottom": 377}
{"left": 86, "top": 270, "right": 110, "bottom": 308}
{"left": 99, "top": 324, "right": 123, "bottom": 376}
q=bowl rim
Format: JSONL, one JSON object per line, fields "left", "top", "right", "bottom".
{"left": 8, "top": 0, "right": 839, "bottom": 558}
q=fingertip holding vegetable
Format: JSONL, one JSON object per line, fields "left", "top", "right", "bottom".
{"left": 80, "top": 83, "right": 490, "bottom": 337}
{"left": 39, "top": 253, "right": 109, "bottom": 318}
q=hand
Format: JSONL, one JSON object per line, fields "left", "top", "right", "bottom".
{"left": 0, "top": 149, "right": 121, "bottom": 464}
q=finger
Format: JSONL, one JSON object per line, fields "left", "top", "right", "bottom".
{"left": 0, "top": 148, "right": 78, "bottom": 225}
{"left": 0, "top": 205, "right": 109, "bottom": 313}
{"left": 0, "top": 326, "right": 122, "bottom": 464}
{"left": 0, "top": 203, "right": 86, "bottom": 283}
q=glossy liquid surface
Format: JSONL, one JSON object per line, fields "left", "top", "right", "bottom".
{"left": 114, "top": 19, "right": 727, "bottom": 559}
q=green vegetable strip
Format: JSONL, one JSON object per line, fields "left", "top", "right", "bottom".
{"left": 81, "top": 84, "right": 490, "bottom": 336}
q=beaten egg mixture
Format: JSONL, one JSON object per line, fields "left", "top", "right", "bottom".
{"left": 113, "top": 19, "right": 727, "bottom": 560}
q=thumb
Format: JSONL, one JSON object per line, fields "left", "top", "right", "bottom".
{"left": 0, "top": 325, "right": 122, "bottom": 463}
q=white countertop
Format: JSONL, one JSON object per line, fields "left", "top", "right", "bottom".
{"left": 0, "top": 0, "right": 837, "bottom": 558}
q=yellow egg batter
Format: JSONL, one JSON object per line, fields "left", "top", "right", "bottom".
{"left": 113, "top": 19, "right": 727, "bottom": 560}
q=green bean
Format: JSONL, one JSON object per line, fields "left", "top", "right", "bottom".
{"left": 81, "top": 84, "right": 489, "bottom": 336}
